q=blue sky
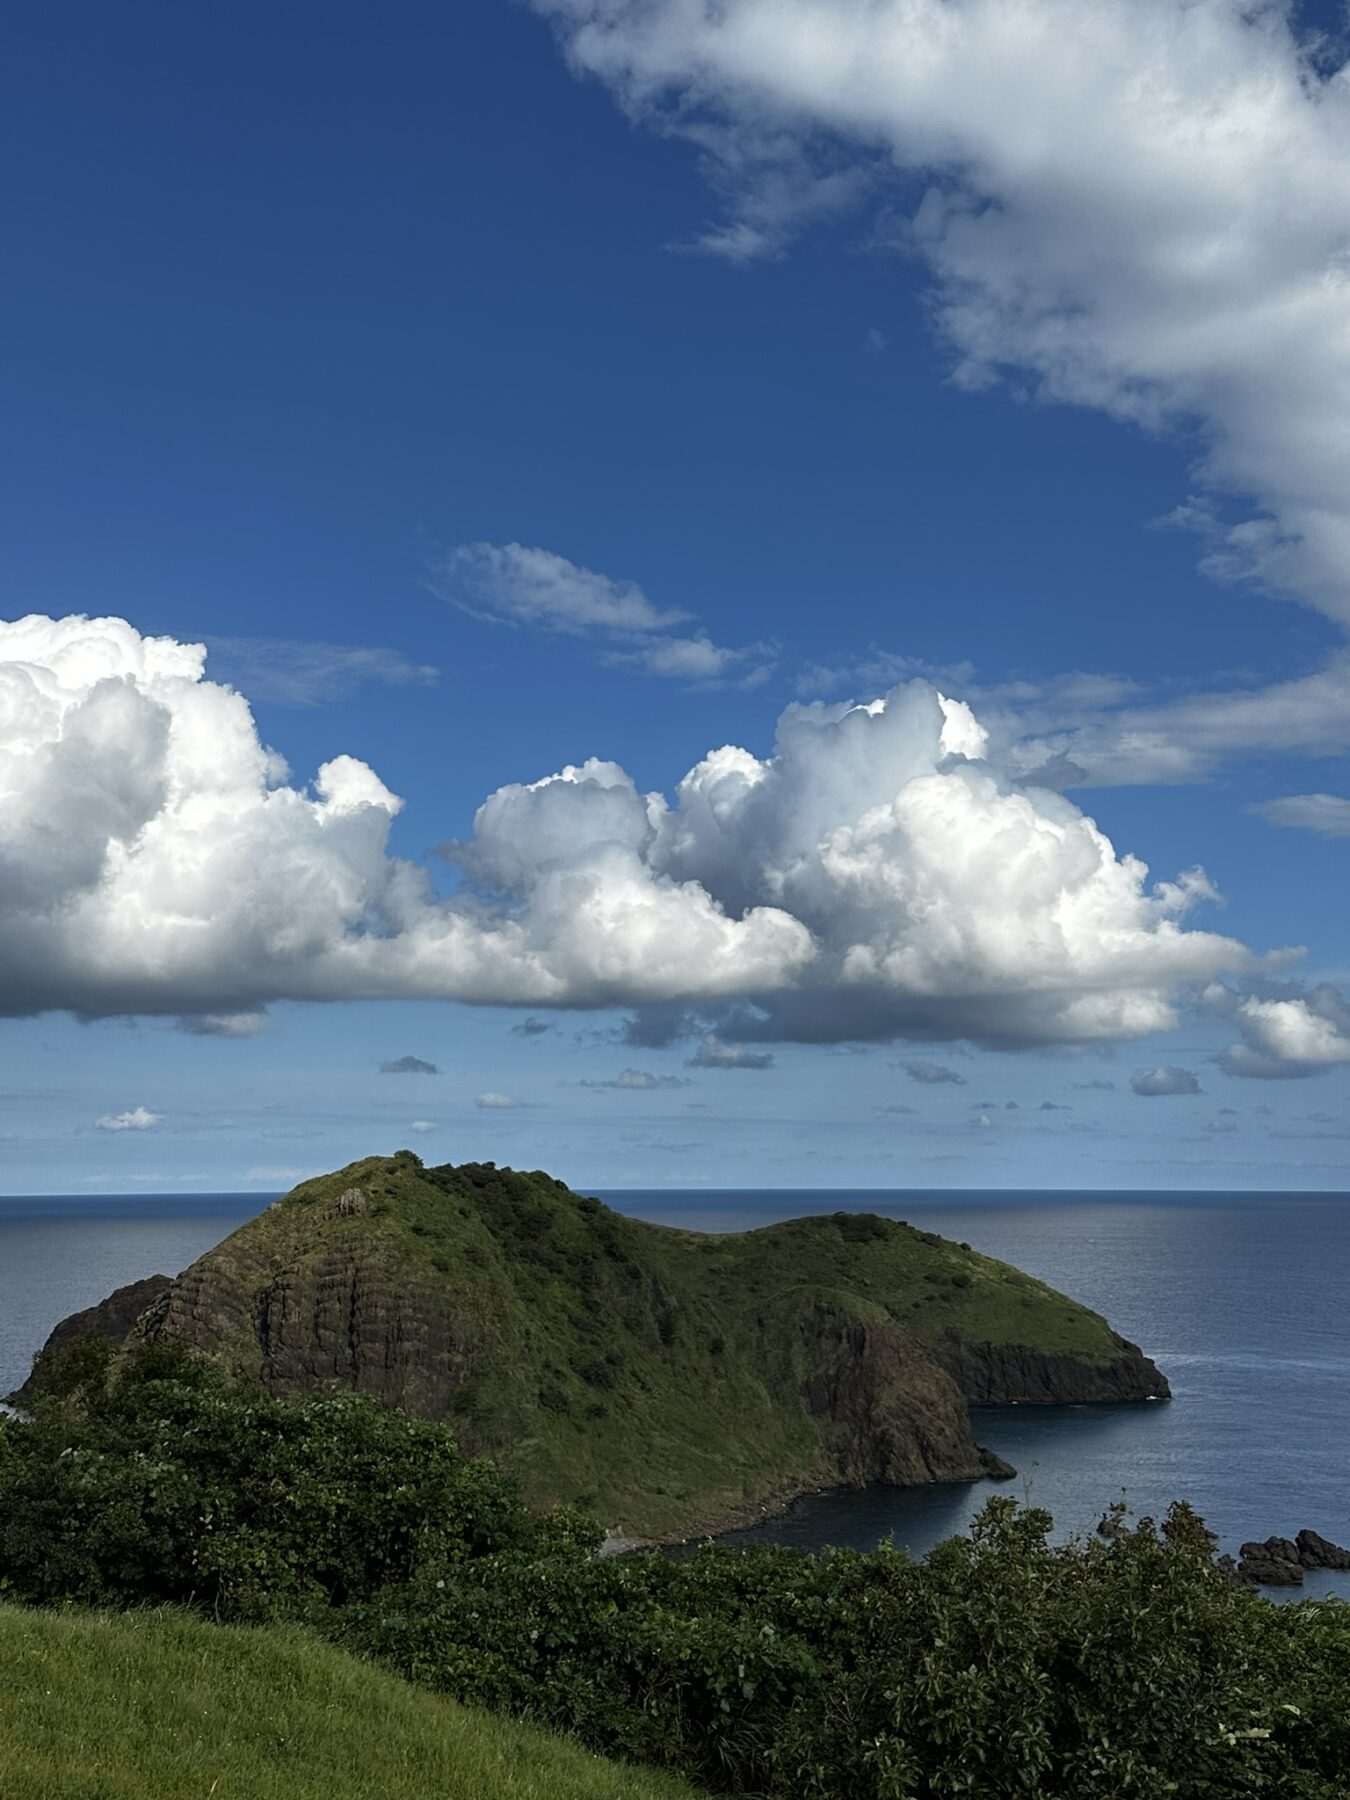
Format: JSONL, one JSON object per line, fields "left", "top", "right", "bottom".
{"left": 3, "top": 0, "right": 1350, "bottom": 1191}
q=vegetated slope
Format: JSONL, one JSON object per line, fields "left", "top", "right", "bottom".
{"left": 0, "top": 1604, "right": 701, "bottom": 1800}
{"left": 22, "top": 1154, "right": 1167, "bottom": 1537}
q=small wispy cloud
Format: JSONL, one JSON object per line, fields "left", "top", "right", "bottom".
{"left": 439, "top": 541, "right": 688, "bottom": 635}
{"left": 409, "top": 1119, "right": 439, "bottom": 1133}
{"left": 610, "top": 634, "right": 775, "bottom": 686}
{"left": 476, "top": 1091, "right": 518, "bottom": 1109}
{"left": 175, "top": 1011, "right": 267, "bottom": 1039}
{"left": 904, "top": 1060, "right": 966, "bottom": 1086}
{"left": 511, "top": 1017, "right": 554, "bottom": 1038}
{"left": 686, "top": 1034, "right": 774, "bottom": 1071}
{"left": 433, "top": 542, "right": 772, "bottom": 687}
{"left": 96, "top": 1106, "right": 161, "bottom": 1132}
{"left": 207, "top": 638, "right": 437, "bottom": 707}
{"left": 1130, "top": 1066, "right": 1201, "bottom": 1097}
{"left": 580, "top": 1068, "right": 692, "bottom": 1091}
{"left": 380, "top": 1055, "right": 439, "bottom": 1075}
{"left": 1251, "top": 794, "right": 1350, "bottom": 838}
{"left": 669, "top": 151, "right": 874, "bottom": 265}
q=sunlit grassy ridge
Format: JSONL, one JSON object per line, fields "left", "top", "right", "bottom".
{"left": 0, "top": 1603, "right": 702, "bottom": 1800}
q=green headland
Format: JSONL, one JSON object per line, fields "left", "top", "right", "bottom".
{"left": 22, "top": 1152, "right": 1166, "bottom": 1538}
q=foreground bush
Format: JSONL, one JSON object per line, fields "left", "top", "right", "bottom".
{"left": 348, "top": 1505, "right": 1350, "bottom": 1797}
{"left": 0, "top": 1339, "right": 573, "bottom": 1620}
{"left": 3, "top": 1343, "right": 1348, "bottom": 1796}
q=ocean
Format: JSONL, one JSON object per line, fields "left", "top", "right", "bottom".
{"left": 3, "top": 1187, "right": 1348, "bottom": 1595}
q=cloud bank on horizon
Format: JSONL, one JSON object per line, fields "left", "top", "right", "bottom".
{"left": 9, "top": 608, "right": 1341, "bottom": 1072}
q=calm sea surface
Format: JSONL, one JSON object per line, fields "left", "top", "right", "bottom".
{"left": 3, "top": 1188, "right": 1348, "bottom": 1594}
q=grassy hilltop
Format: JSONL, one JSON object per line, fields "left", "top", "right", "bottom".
{"left": 0, "top": 1604, "right": 700, "bottom": 1800}
{"left": 25, "top": 1153, "right": 1165, "bottom": 1537}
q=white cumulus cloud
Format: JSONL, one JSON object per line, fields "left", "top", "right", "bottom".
{"left": 1, "top": 612, "right": 1258, "bottom": 1050}
{"left": 0, "top": 614, "right": 808, "bottom": 1022}
{"left": 96, "top": 1106, "right": 161, "bottom": 1131}
{"left": 1211, "top": 983, "right": 1350, "bottom": 1079}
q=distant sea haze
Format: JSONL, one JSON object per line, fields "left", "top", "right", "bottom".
{"left": 3, "top": 1188, "right": 1348, "bottom": 1591}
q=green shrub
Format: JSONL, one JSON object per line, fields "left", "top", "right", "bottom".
{"left": 0, "top": 1341, "right": 539, "bottom": 1621}
{"left": 348, "top": 1501, "right": 1350, "bottom": 1797}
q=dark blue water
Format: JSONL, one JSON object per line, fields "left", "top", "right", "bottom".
{"left": 3, "top": 1187, "right": 1348, "bottom": 1595}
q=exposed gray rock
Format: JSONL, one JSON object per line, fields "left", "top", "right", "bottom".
{"left": 800, "top": 1306, "right": 1008, "bottom": 1489}
{"left": 1296, "top": 1529, "right": 1350, "bottom": 1571}
{"left": 1239, "top": 1538, "right": 1305, "bottom": 1586}
{"left": 933, "top": 1328, "right": 1170, "bottom": 1405}
{"left": 327, "top": 1187, "right": 369, "bottom": 1219}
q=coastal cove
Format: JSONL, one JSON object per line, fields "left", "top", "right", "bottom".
{"left": 3, "top": 1186, "right": 1348, "bottom": 1580}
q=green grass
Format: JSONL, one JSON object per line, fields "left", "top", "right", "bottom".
{"left": 0, "top": 1603, "right": 703, "bottom": 1800}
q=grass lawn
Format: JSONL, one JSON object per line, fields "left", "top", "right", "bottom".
{"left": 0, "top": 1603, "right": 703, "bottom": 1800}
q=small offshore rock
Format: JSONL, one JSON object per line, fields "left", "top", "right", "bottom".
{"left": 1238, "top": 1538, "right": 1304, "bottom": 1586}
{"left": 1296, "top": 1529, "right": 1350, "bottom": 1571}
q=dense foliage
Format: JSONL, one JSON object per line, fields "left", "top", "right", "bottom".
{"left": 0, "top": 1338, "right": 583, "bottom": 1621}
{"left": 3, "top": 1344, "right": 1347, "bottom": 1797}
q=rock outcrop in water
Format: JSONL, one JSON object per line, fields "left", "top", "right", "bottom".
{"left": 1234, "top": 1530, "right": 1350, "bottom": 1587}
{"left": 16, "top": 1154, "right": 1167, "bottom": 1538}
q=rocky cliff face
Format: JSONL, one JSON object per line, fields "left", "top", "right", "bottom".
{"left": 800, "top": 1306, "right": 1013, "bottom": 1489}
{"left": 931, "top": 1327, "right": 1170, "bottom": 1405}
{"left": 15, "top": 1155, "right": 1168, "bottom": 1537}
{"left": 144, "top": 1244, "right": 477, "bottom": 1419}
